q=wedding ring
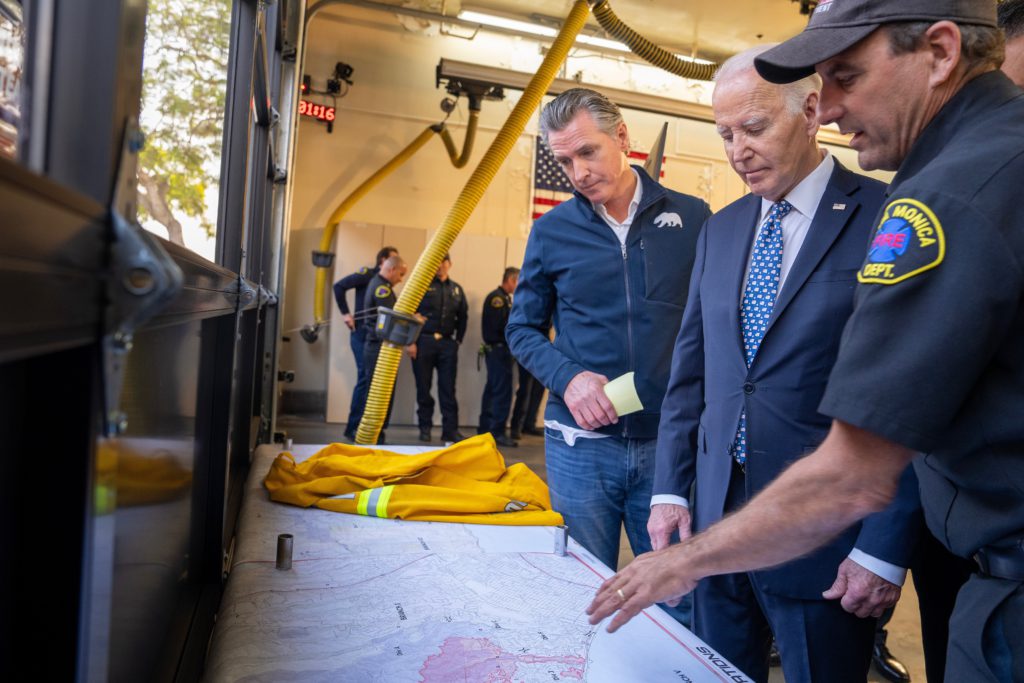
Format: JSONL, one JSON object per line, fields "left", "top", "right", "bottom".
{"left": 616, "top": 587, "right": 627, "bottom": 601}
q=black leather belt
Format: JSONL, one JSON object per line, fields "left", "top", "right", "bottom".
{"left": 431, "top": 332, "right": 455, "bottom": 341}
{"left": 974, "top": 538, "right": 1024, "bottom": 581}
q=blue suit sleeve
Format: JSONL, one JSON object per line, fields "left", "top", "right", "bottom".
{"left": 506, "top": 224, "right": 586, "bottom": 397}
{"left": 653, "top": 221, "right": 709, "bottom": 497}
{"left": 852, "top": 463, "right": 923, "bottom": 568}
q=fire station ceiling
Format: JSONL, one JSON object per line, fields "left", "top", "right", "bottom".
{"left": 323, "top": 0, "right": 816, "bottom": 64}
{"left": 464, "top": 0, "right": 812, "bottom": 62}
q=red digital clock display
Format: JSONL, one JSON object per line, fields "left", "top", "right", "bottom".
{"left": 298, "top": 99, "right": 336, "bottom": 122}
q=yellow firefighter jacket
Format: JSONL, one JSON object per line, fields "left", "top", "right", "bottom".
{"left": 264, "top": 433, "right": 563, "bottom": 526}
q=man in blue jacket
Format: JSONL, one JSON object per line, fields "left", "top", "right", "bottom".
{"left": 333, "top": 245, "right": 398, "bottom": 440}
{"left": 648, "top": 47, "right": 920, "bottom": 683}
{"left": 507, "top": 88, "right": 711, "bottom": 592}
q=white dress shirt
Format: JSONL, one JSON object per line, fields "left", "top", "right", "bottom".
{"left": 650, "top": 153, "right": 906, "bottom": 585}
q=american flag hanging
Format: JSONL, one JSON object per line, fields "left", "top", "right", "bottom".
{"left": 531, "top": 141, "right": 665, "bottom": 220}
{"left": 531, "top": 141, "right": 575, "bottom": 220}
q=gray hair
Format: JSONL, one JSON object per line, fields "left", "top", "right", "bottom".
{"left": 715, "top": 44, "right": 822, "bottom": 114}
{"left": 539, "top": 88, "right": 624, "bottom": 145}
{"left": 381, "top": 254, "right": 405, "bottom": 273}
{"left": 886, "top": 21, "right": 1005, "bottom": 73}
{"left": 1000, "top": 0, "right": 1024, "bottom": 40}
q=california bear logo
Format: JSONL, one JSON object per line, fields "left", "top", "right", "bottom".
{"left": 654, "top": 212, "right": 683, "bottom": 228}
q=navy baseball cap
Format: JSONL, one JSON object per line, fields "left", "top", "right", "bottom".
{"left": 754, "top": 0, "right": 998, "bottom": 83}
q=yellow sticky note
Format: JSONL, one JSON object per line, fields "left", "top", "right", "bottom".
{"left": 603, "top": 372, "right": 643, "bottom": 416}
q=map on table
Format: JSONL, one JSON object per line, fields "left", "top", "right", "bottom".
{"left": 202, "top": 445, "right": 750, "bottom": 683}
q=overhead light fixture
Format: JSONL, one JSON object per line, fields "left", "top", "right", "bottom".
{"left": 457, "top": 9, "right": 715, "bottom": 65}
{"left": 457, "top": 10, "right": 556, "bottom": 39}
{"left": 575, "top": 34, "right": 629, "bottom": 52}
{"left": 674, "top": 54, "right": 715, "bottom": 66}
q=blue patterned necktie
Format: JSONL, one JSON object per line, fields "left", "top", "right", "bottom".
{"left": 733, "top": 200, "right": 793, "bottom": 467}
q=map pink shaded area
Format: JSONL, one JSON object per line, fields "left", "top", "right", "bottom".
{"left": 419, "top": 636, "right": 586, "bottom": 682}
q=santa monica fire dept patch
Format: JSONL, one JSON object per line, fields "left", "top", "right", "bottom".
{"left": 858, "top": 198, "right": 945, "bottom": 285}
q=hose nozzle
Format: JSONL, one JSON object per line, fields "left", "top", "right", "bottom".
{"left": 300, "top": 322, "right": 322, "bottom": 344}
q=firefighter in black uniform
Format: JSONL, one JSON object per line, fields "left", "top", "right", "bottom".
{"left": 409, "top": 253, "right": 468, "bottom": 443}
{"left": 588, "top": 4, "right": 1024, "bottom": 681}
{"left": 510, "top": 318, "right": 551, "bottom": 440}
{"left": 333, "top": 246, "right": 398, "bottom": 440}
{"left": 477, "top": 267, "right": 519, "bottom": 447}
{"left": 360, "top": 254, "right": 407, "bottom": 444}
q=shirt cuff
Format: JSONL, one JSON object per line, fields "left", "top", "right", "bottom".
{"left": 650, "top": 494, "right": 689, "bottom": 509}
{"left": 847, "top": 548, "right": 908, "bottom": 586}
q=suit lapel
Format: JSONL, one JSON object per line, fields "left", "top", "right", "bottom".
{"left": 729, "top": 195, "right": 763, "bottom": 359}
{"left": 764, "top": 164, "right": 860, "bottom": 333}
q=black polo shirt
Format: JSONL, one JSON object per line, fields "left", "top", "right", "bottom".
{"left": 363, "top": 273, "right": 396, "bottom": 343}
{"left": 820, "top": 72, "right": 1024, "bottom": 558}
{"left": 482, "top": 286, "right": 512, "bottom": 345}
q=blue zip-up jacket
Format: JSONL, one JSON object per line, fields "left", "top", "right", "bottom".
{"left": 507, "top": 166, "right": 711, "bottom": 439}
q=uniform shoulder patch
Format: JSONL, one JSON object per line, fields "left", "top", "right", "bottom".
{"left": 358, "top": 267, "right": 369, "bottom": 274}
{"left": 374, "top": 284, "right": 391, "bottom": 298}
{"left": 858, "top": 198, "right": 945, "bottom": 285}
{"left": 490, "top": 295, "right": 505, "bottom": 309}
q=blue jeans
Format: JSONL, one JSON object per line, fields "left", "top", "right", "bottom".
{"left": 345, "top": 326, "right": 369, "bottom": 436}
{"left": 544, "top": 428, "right": 692, "bottom": 626}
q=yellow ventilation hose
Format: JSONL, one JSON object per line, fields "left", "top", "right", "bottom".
{"left": 589, "top": 0, "right": 719, "bottom": 81}
{"left": 355, "top": 0, "right": 592, "bottom": 444}
{"left": 310, "top": 110, "right": 480, "bottom": 327}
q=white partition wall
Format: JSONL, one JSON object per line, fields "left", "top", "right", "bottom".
{"left": 326, "top": 224, "right": 535, "bottom": 429}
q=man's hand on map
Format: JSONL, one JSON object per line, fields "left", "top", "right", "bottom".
{"left": 586, "top": 544, "right": 698, "bottom": 633}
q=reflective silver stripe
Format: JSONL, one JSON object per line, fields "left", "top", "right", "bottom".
{"left": 366, "top": 487, "right": 383, "bottom": 517}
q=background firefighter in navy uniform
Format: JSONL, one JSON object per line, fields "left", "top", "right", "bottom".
{"left": 510, "top": 317, "right": 552, "bottom": 440}
{"left": 361, "top": 254, "right": 407, "bottom": 443}
{"left": 478, "top": 267, "right": 520, "bottom": 448}
{"left": 408, "top": 253, "right": 468, "bottom": 443}
{"left": 585, "top": 5, "right": 1024, "bottom": 682}
{"left": 333, "top": 246, "right": 398, "bottom": 440}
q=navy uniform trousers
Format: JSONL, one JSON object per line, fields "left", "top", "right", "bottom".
{"left": 478, "top": 343, "right": 513, "bottom": 437}
{"left": 362, "top": 339, "right": 394, "bottom": 441}
{"left": 410, "top": 335, "right": 459, "bottom": 436}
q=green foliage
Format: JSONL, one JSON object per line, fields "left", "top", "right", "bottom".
{"left": 138, "top": 0, "right": 231, "bottom": 238}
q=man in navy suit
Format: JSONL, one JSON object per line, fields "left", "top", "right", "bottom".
{"left": 647, "top": 46, "right": 921, "bottom": 683}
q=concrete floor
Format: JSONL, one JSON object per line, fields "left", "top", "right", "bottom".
{"left": 276, "top": 415, "right": 928, "bottom": 682}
